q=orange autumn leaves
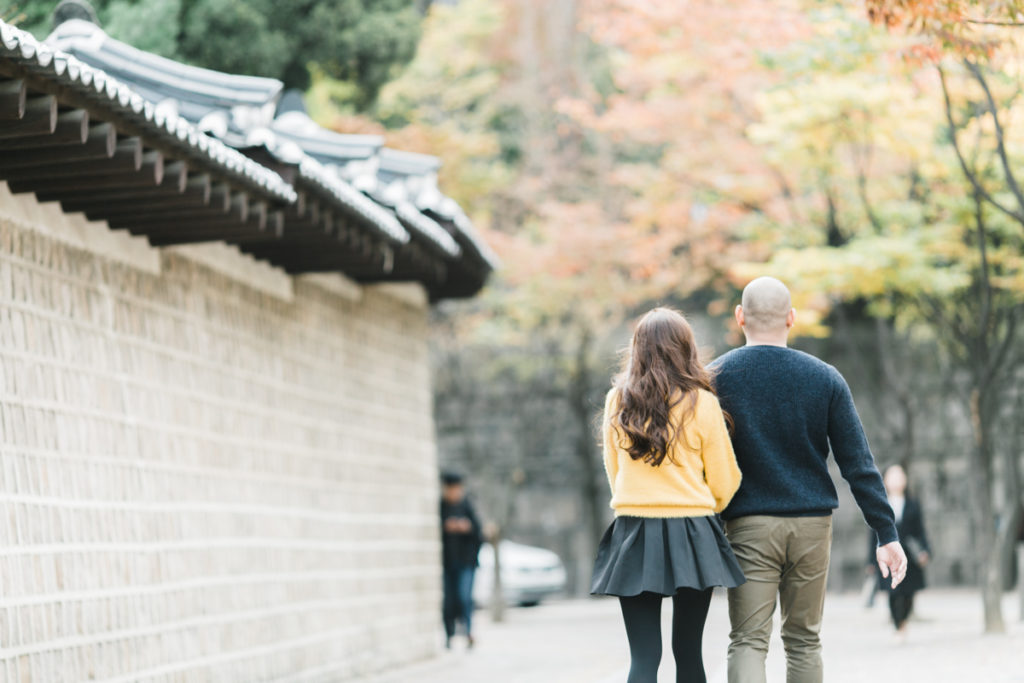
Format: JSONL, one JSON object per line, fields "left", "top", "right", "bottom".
{"left": 864, "top": 0, "right": 1022, "bottom": 58}
{"left": 530, "top": 0, "right": 819, "bottom": 313}
{"left": 349, "top": 1, "right": 1019, "bottom": 339}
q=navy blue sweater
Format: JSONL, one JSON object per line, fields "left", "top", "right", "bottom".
{"left": 711, "top": 345, "right": 898, "bottom": 546}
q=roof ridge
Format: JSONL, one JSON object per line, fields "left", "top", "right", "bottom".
{"left": 0, "top": 19, "right": 296, "bottom": 202}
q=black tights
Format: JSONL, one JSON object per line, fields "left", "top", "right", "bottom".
{"left": 618, "top": 588, "right": 713, "bottom": 683}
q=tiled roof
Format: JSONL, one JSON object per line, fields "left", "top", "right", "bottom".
{"left": 39, "top": 21, "right": 474, "bottom": 257}
{"left": 0, "top": 16, "right": 494, "bottom": 298}
{"left": 379, "top": 148, "right": 441, "bottom": 178}
{"left": 395, "top": 201, "right": 460, "bottom": 257}
{"left": 48, "top": 19, "right": 283, "bottom": 130}
{"left": 0, "top": 20, "right": 296, "bottom": 203}
{"left": 295, "top": 156, "right": 409, "bottom": 245}
{"left": 451, "top": 209, "right": 501, "bottom": 268}
{"left": 272, "top": 110, "right": 382, "bottom": 165}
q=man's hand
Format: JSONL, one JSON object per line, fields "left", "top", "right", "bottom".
{"left": 876, "top": 541, "right": 908, "bottom": 589}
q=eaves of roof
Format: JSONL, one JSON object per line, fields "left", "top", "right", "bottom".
{"left": 0, "top": 18, "right": 495, "bottom": 298}
{"left": 379, "top": 147, "right": 441, "bottom": 176}
{"left": 295, "top": 156, "right": 409, "bottom": 245}
{"left": 452, "top": 210, "right": 500, "bottom": 269}
{"left": 271, "top": 113, "right": 383, "bottom": 162}
{"left": 395, "top": 201, "right": 460, "bottom": 258}
{"left": 48, "top": 19, "right": 282, "bottom": 110}
{"left": 38, "top": 20, "right": 491, "bottom": 280}
{"left": 0, "top": 21, "right": 296, "bottom": 204}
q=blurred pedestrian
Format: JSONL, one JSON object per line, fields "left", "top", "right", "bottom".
{"left": 591, "top": 307, "right": 745, "bottom": 683}
{"left": 440, "top": 471, "right": 483, "bottom": 649}
{"left": 712, "top": 276, "right": 907, "bottom": 683}
{"left": 870, "top": 464, "right": 930, "bottom": 640}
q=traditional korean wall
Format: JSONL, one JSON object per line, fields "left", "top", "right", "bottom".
{"left": 0, "top": 187, "right": 441, "bottom": 681}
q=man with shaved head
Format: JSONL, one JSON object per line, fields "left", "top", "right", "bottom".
{"left": 711, "top": 277, "right": 907, "bottom": 683}
{"left": 740, "top": 276, "right": 794, "bottom": 332}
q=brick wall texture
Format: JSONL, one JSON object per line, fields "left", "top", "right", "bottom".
{"left": 0, "top": 212, "right": 442, "bottom": 681}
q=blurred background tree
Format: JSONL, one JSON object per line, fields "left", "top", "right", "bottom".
{"left": 1, "top": 0, "right": 421, "bottom": 105}
{"left": 364, "top": 0, "right": 1024, "bottom": 622}
{"left": 739, "top": 5, "right": 1024, "bottom": 630}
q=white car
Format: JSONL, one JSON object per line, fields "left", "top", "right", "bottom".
{"left": 473, "top": 540, "right": 567, "bottom": 607}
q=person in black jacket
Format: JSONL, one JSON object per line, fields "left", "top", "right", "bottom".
{"left": 440, "top": 471, "right": 483, "bottom": 649}
{"left": 869, "top": 464, "right": 931, "bottom": 638}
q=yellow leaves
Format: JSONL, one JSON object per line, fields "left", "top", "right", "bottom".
{"left": 754, "top": 69, "right": 939, "bottom": 162}
{"left": 373, "top": 0, "right": 508, "bottom": 126}
{"left": 728, "top": 218, "right": 1015, "bottom": 339}
{"left": 373, "top": 0, "right": 1024, "bottom": 350}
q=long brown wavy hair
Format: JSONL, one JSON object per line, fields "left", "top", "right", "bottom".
{"left": 611, "top": 307, "right": 716, "bottom": 466}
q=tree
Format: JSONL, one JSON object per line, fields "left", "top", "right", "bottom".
{"left": 350, "top": 0, "right": 757, "bottom": 591}
{"left": 1, "top": 1, "right": 56, "bottom": 29}
{"left": 863, "top": 0, "right": 1024, "bottom": 243}
{"left": 354, "top": 0, "right": 890, "bottom": 594}
{"left": 4, "top": 0, "right": 422, "bottom": 106}
{"left": 740, "top": 7, "right": 1024, "bottom": 632}
{"left": 311, "top": 0, "right": 1023, "bottom": 609}
{"left": 865, "top": 0, "right": 1024, "bottom": 47}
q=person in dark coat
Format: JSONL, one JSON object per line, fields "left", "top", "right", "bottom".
{"left": 869, "top": 464, "right": 931, "bottom": 638}
{"left": 440, "top": 470, "right": 483, "bottom": 649}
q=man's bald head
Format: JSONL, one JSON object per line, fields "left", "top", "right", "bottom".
{"left": 740, "top": 277, "right": 793, "bottom": 336}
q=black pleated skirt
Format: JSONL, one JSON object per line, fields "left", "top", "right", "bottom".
{"left": 590, "top": 515, "right": 746, "bottom": 597}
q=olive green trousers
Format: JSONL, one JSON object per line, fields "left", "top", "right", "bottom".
{"left": 724, "top": 515, "right": 833, "bottom": 683}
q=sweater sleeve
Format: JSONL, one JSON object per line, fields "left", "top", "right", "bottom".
{"left": 698, "top": 392, "right": 742, "bottom": 513}
{"left": 827, "top": 370, "right": 899, "bottom": 546}
{"left": 603, "top": 388, "right": 621, "bottom": 498}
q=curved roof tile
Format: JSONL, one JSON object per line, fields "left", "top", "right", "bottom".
{"left": 395, "top": 201, "right": 460, "bottom": 257}
{"left": 296, "top": 157, "right": 408, "bottom": 244}
{"left": 0, "top": 16, "right": 495, "bottom": 296}
{"left": 0, "top": 21, "right": 297, "bottom": 203}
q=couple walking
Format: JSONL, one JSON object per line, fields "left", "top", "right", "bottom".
{"left": 591, "top": 277, "right": 908, "bottom": 683}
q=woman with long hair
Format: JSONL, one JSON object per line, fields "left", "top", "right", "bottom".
{"left": 591, "top": 308, "right": 745, "bottom": 683}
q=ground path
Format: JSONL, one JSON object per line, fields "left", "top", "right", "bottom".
{"left": 358, "top": 590, "right": 1023, "bottom": 682}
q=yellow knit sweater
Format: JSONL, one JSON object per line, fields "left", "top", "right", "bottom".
{"left": 603, "top": 387, "right": 742, "bottom": 518}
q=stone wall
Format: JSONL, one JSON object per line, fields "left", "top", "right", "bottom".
{"left": 0, "top": 185, "right": 441, "bottom": 681}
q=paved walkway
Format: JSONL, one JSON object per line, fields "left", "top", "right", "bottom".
{"left": 358, "top": 590, "right": 1023, "bottom": 683}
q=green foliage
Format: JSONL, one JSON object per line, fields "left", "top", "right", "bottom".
{"left": 177, "top": 0, "right": 291, "bottom": 79}
{"left": 3, "top": 0, "right": 422, "bottom": 108}
{"left": 375, "top": 0, "right": 507, "bottom": 129}
{"left": 739, "top": 5, "right": 1024, "bottom": 348}
{"left": 0, "top": 1, "right": 57, "bottom": 30}
{"left": 350, "top": 0, "right": 516, "bottom": 218}
{"left": 103, "top": 0, "right": 180, "bottom": 57}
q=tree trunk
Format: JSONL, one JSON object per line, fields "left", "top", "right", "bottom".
{"left": 1000, "top": 426, "right": 1023, "bottom": 591}
{"left": 997, "top": 500, "right": 1023, "bottom": 590}
{"left": 1019, "top": 543, "right": 1024, "bottom": 622}
{"left": 976, "top": 487, "right": 1005, "bottom": 633}
{"left": 568, "top": 328, "right": 603, "bottom": 596}
{"left": 1017, "top": 393, "right": 1024, "bottom": 621}
{"left": 970, "top": 388, "right": 1006, "bottom": 632}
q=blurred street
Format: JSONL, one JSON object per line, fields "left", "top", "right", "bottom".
{"left": 359, "top": 590, "right": 1023, "bottom": 683}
